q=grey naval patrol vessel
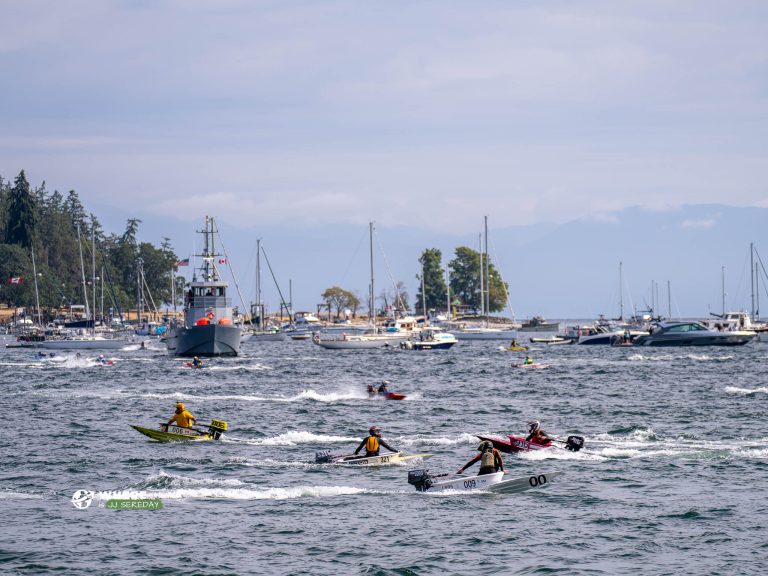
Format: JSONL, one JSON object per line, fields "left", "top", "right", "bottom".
{"left": 165, "top": 216, "right": 241, "bottom": 357}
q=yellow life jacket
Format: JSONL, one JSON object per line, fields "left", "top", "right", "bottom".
{"left": 365, "top": 436, "right": 379, "bottom": 453}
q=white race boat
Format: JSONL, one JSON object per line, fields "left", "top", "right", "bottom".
{"left": 316, "top": 450, "right": 432, "bottom": 467}
{"left": 407, "top": 469, "right": 562, "bottom": 493}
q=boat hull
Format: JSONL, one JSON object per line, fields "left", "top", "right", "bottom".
{"left": 417, "top": 470, "right": 562, "bottom": 493}
{"left": 634, "top": 331, "right": 756, "bottom": 346}
{"left": 326, "top": 452, "right": 432, "bottom": 467}
{"left": 39, "top": 338, "right": 128, "bottom": 350}
{"left": 312, "top": 333, "right": 408, "bottom": 349}
{"left": 169, "top": 323, "right": 241, "bottom": 357}
{"left": 477, "top": 434, "right": 553, "bottom": 454}
{"left": 131, "top": 425, "right": 215, "bottom": 442}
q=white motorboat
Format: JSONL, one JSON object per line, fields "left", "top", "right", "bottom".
{"left": 634, "top": 321, "right": 756, "bottom": 346}
{"left": 315, "top": 451, "right": 432, "bottom": 467}
{"left": 407, "top": 469, "right": 562, "bottom": 493}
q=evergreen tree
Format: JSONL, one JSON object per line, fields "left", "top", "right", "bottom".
{"left": 416, "top": 248, "right": 448, "bottom": 315}
{"left": 448, "top": 246, "right": 508, "bottom": 313}
{"left": 4, "top": 170, "right": 38, "bottom": 249}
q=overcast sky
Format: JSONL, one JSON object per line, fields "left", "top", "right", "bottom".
{"left": 2, "top": 0, "right": 767, "bottom": 236}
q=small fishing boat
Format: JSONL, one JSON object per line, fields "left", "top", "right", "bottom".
{"left": 407, "top": 469, "right": 562, "bottom": 493}
{"left": 315, "top": 451, "right": 432, "bottom": 467}
{"left": 131, "top": 419, "right": 228, "bottom": 442}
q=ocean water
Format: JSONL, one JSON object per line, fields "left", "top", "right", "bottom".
{"left": 1, "top": 336, "right": 767, "bottom": 575}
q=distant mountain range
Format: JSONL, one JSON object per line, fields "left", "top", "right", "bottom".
{"left": 111, "top": 203, "right": 768, "bottom": 319}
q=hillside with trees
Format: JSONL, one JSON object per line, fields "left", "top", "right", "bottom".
{"left": 0, "top": 170, "right": 179, "bottom": 321}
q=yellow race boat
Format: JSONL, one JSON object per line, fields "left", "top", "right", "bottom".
{"left": 503, "top": 345, "right": 529, "bottom": 351}
{"left": 131, "top": 419, "right": 228, "bottom": 442}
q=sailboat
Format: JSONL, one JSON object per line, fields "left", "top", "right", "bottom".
{"left": 164, "top": 216, "right": 242, "bottom": 357}
{"left": 312, "top": 222, "right": 415, "bottom": 349}
{"left": 39, "top": 226, "right": 129, "bottom": 350}
{"left": 246, "top": 239, "right": 287, "bottom": 342}
{"left": 447, "top": 217, "right": 518, "bottom": 341}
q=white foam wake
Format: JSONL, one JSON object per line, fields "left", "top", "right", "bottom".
{"left": 246, "top": 431, "right": 359, "bottom": 446}
{"left": 96, "top": 485, "right": 368, "bottom": 501}
{"left": 724, "top": 386, "right": 768, "bottom": 395}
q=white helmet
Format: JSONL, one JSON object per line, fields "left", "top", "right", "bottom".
{"left": 528, "top": 420, "right": 540, "bottom": 434}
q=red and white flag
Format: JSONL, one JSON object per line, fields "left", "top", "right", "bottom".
{"left": 218, "top": 258, "right": 227, "bottom": 264}
{"left": 7, "top": 277, "right": 22, "bottom": 284}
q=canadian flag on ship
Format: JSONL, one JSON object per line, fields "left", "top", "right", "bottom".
{"left": 7, "top": 277, "right": 22, "bottom": 284}
{"left": 218, "top": 258, "right": 227, "bottom": 264}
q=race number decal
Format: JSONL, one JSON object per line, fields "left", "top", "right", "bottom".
{"left": 529, "top": 474, "right": 548, "bottom": 487}
{"left": 463, "top": 479, "right": 477, "bottom": 489}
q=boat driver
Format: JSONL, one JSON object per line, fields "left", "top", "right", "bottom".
{"left": 165, "top": 402, "right": 197, "bottom": 430}
{"left": 525, "top": 420, "right": 553, "bottom": 446}
{"left": 523, "top": 356, "right": 534, "bottom": 365}
{"left": 192, "top": 356, "right": 203, "bottom": 368}
{"left": 377, "top": 380, "right": 390, "bottom": 395}
{"left": 457, "top": 441, "right": 505, "bottom": 476}
{"left": 354, "top": 425, "right": 398, "bottom": 457}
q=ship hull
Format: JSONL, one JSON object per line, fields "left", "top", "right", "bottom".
{"left": 169, "top": 323, "right": 242, "bottom": 357}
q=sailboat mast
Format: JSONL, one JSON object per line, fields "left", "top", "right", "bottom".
{"left": 369, "top": 222, "right": 375, "bottom": 326}
{"left": 446, "top": 263, "right": 451, "bottom": 319}
{"left": 619, "top": 261, "right": 624, "bottom": 321}
{"left": 421, "top": 259, "right": 427, "bottom": 321}
{"left": 721, "top": 265, "right": 726, "bottom": 316}
{"left": 76, "top": 224, "right": 90, "bottom": 322}
{"left": 478, "top": 234, "right": 484, "bottom": 318}
{"left": 751, "top": 242, "right": 755, "bottom": 319}
{"left": 256, "top": 238, "right": 262, "bottom": 327}
{"left": 484, "top": 216, "right": 490, "bottom": 324}
{"left": 31, "top": 247, "right": 42, "bottom": 326}
{"left": 92, "top": 227, "right": 97, "bottom": 330}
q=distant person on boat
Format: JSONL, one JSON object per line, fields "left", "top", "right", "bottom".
{"left": 97, "top": 354, "right": 107, "bottom": 364}
{"left": 377, "top": 380, "right": 390, "bottom": 394}
{"left": 166, "top": 402, "right": 197, "bottom": 429}
{"left": 510, "top": 339, "right": 519, "bottom": 348}
{"left": 354, "top": 425, "right": 398, "bottom": 457}
{"left": 623, "top": 329, "right": 631, "bottom": 344}
{"left": 367, "top": 384, "right": 375, "bottom": 395}
{"left": 525, "top": 421, "right": 553, "bottom": 446}
{"left": 140, "top": 341, "right": 146, "bottom": 350}
{"left": 523, "top": 356, "right": 534, "bottom": 365}
{"left": 192, "top": 356, "right": 203, "bottom": 368}
{"left": 457, "top": 441, "right": 505, "bottom": 476}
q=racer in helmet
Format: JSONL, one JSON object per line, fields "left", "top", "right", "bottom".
{"left": 525, "top": 420, "right": 553, "bottom": 446}
{"left": 456, "top": 440, "right": 505, "bottom": 476}
{"left": 377, "top": 380, "right": 390, "bottom": 394}
{"left": 523, "top": 355, "right": 534, "bottom": 365}
{"left": 354, "top": 425, "right": 398, "bottom": 457}
{"left": 192, "top": 356, "right": 203, "bottom": 368}
{"left": 165, "top": 402, "right": 197, "bottom": 429}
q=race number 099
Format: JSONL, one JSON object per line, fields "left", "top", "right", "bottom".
{"left": 529, "top": 474, "right": 547, "bottom": 487}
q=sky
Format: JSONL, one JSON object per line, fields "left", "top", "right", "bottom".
{"left": 1, "top": 1, "right": 767, "bottom": 315}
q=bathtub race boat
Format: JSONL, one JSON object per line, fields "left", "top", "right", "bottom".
{"left": 502, "top": 345, "right": 529, "bottom": 351}
{"left": 164, "top": 216, "right": 241, "bottom": 358}
{"left": 315, "top": 450, "right": 432, "bottom": 467}
{"left": 131, "top": 419, "right": 229, "bottom": 442}
{"left": 511, "top": 362, "right": 549, "bottom": 369}
{"left": 407, "top": 469, "right": 563, "bottom": 494}
{"left": 476, "top": 434, "right": 584, "bottom": 454}
{"left": 369, "top": 391, "right": 406, "bottom": 400}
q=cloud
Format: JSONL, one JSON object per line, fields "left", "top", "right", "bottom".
{"left": 680, "top": 216, "right": 721, "bottom": 229}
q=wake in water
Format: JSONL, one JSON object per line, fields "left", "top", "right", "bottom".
{"left": 230, "top": 430, "right": 360, "bottom": 446}
{"left": 95, "top": 471, "right": 372, "bottom": 501}
{"left": 724, "top": 385, "right": 768, "bottom": 395}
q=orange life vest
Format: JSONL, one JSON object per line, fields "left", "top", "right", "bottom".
{"left": 365, "top": 436, "right": 379, "bottom": 453}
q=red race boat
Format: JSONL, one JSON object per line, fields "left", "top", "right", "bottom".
{"left": 476, "top": 434, "right": 583, "bottom": 453}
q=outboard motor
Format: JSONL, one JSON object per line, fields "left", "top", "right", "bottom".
{"left": 565, "top": 435, "right": 584, "bottom": 452}
{"left": 407, "top": 469, "right": 433, "bottom": 492}
{"left": 207, "top": 419, "right": 228, "bottom": 440}
{"left": 315, "top": 450, "right": 333, "bottom": 464}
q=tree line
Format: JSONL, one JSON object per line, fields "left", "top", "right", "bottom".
{"left": 320, "top": 247, "right": 508, "bottom": 319}
{"left": 0, "top": 170, "right": 179, "bottom": 320}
